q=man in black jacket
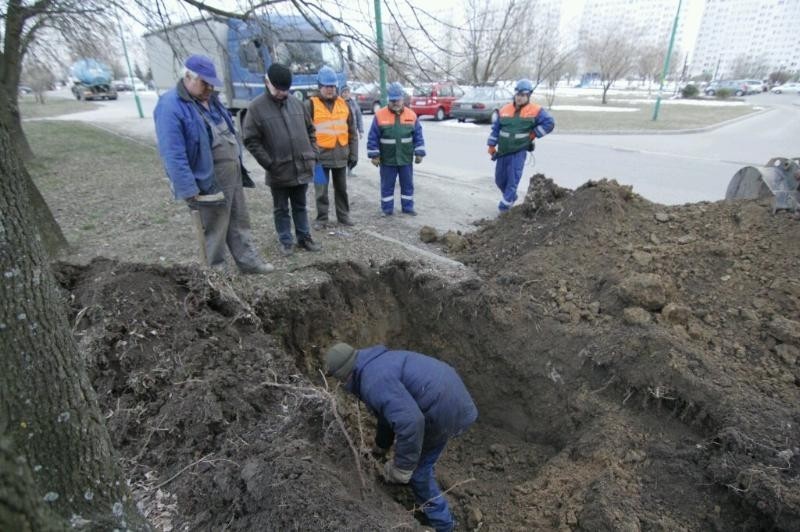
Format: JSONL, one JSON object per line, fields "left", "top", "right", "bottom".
{"left": 243, "top": 63, "right": 321, "bottom": 256}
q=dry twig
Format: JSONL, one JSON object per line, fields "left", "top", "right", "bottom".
{"left": 154, "top": 453, "right": 214, "bottom": 489}
{"left": 262, "top": 377, "right": 368, "bottom": 492}
{"left": 414, "top": 477, "right": 476, "bottom": 513}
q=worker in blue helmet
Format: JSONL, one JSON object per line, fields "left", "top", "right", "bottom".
{"left": 487, "top": 78, "right": 555, "bottom": 212}
{"left": 367, "top": 82, "right": 426, "bottom": 216}
{"left": 307, "top": 66, "right": 358, "bottom": 229}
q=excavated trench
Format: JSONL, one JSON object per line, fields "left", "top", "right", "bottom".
{"left": 59, "top": 257, "right": 787, "bottom": 530}
{"left": 257, "top": 261, "right": 763, "bottom": 530}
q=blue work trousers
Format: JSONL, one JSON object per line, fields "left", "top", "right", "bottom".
{"left": 410, "top": 442, "right": 453, "bottom": 532}
{"left": 494, "top": 150, "right": 527, "bottom": 211}
{"left": 269, "top": 183, "right": 310, "bottom": 246}
{"left": 379, "top": 164, "right": 414, "bottom": 214}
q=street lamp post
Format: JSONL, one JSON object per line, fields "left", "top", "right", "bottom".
{"left": 652, "top": 0, "right": 683, "bottom": 121}
{"left": 374, "top": 0, "right": 387, "bottom": 106}
{"left": 116, "top": 9, "right": 144, "bottom": 119}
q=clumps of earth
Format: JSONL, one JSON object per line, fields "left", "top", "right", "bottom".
{"left": 55, "top": 173, "right": 799, "bottom": 531}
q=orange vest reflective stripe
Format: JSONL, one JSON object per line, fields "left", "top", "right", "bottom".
{"left": 375, "top": 106, "right": 417, "bottom": 127}
{"left": 311, "top": 96, "right": 349, "bottom": 149}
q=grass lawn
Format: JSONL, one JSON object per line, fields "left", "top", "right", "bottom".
{"left": 19, "top": 95, "right": 99, "bottom": 118}
{"left": 24, "top": 120, "right": 173, "bottom": 261}
{"left": 533, "top": 95, "right": 759, "bottom": 132}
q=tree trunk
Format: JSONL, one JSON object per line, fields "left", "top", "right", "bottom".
{"left": 0, "top": 87, "right": 68, "bottom": 255}
{"left": 7, "top": 94, "right": 34, "bottom": 160}
{"left": 0, "top": 115, "right": 147, "bottom": 529}
{"left": 0, "top": 438, "right": 63, "bottom": 530}
{"left": 24, "top": 167, "right": 69, "bottom": 255}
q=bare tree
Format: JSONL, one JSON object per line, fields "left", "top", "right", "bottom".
{"left": 22, "top": 61, "right": 55, "bottom": 104}
{"left": 729, "top": 53, "right": 770, "bottom": 79}
{"left": 768, "top": 70, "right": 792, "bottom": 86}
{"left": 581, "top": 29, "right": 638, "bottom": 104}
{"left": 459, "top": 0, "right": 534, "bottom": 85}
{"left": 636, "top": 44, "right": 662, "bottom": 92}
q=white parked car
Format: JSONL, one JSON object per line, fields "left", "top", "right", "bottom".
{"left": 770, "top": 82, "right": 800, "bottom": 94}
{"left": 124, "top": 76, "right": 148, "bottom": 92}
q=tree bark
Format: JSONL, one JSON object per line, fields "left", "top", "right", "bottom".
{"left": 0, "top": 86, "right": 67, "bottom": 256}
{"left": 0, "top": 111, "right": 147, "bottom": 528}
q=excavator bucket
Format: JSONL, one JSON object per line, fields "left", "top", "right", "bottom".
{"left": 726, "top": 157, "right": 800, "bottom": 212}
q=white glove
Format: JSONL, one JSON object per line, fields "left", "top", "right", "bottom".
{"left": 383, "top": 461, "right": 414, "bottom": 484}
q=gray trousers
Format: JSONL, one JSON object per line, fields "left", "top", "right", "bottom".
{"left": 314, "top": 166, "right": 350, "bottom": 223}
{"left": 190, "top": 160, "right": 263, "bottom": 271}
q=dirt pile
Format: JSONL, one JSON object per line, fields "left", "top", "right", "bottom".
{"left": 454, "top": 175, "right": 800, "bottom": 530}
{"left": 55, "top": 174, "right": 799, "bottom": 531}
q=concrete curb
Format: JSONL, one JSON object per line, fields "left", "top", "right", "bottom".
{"left": 556, "top": 105, "right": 773, "bottom": 136}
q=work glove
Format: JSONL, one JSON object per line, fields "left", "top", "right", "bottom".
{"left": 371, "top": 444, "right": 389, "bottom": 459}
{"left": 487, "top": 145, "right": 497, "bottom": 158}
{"left": 348, "top": 159, "right": 358, "bottom": 170}
{"left": 414, "top": 155, "right": 423, "bottom": 164}
{"left": 527, "top": 141, "right": 535, "bottom": 152}
{"left": 383, "top": 461, "right": 414, "bottom": 484}
{"left": 371, "top": 157, "right": 381, "bottom": 167}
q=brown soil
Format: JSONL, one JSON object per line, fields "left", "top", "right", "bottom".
{"left": 54, "top": 175, "right": 799, "bottom": 531}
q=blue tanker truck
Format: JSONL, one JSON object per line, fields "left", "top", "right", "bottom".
{"left": 70, "top": 59, "right": 118, "bottom": 101}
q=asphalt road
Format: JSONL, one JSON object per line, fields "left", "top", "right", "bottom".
{"left": 42, "top": 89, "right": 800, "bottom": 234}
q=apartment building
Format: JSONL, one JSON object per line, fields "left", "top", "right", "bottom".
{"left": 691, "top": 0, "right": 800, "bottom": 77}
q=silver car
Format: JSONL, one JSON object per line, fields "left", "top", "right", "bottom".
{"left": 452, "top": 86, "right": 514, "bottom": 123}
{"left": 771, "top": 82, "right": 800, "bottom": 94}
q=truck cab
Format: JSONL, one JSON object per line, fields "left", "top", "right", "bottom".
{"left": 409, "top": 82, "right": 464, "bottom": 121}
{"left": 145, "top": 15, "right": 346, "bottom": 116}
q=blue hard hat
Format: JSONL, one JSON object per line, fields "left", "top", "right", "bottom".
{"left": 317, "top": 66, "right": 338, "bottom": 87}
{"left": 515, "top": 79, "right": 533, "bottom": 94}
{"left": 387, "top": 82, "right": 405, "bottom": 101}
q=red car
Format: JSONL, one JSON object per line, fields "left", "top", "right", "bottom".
{"left": 409, "top": 82, "right": 465, "bottom": 121}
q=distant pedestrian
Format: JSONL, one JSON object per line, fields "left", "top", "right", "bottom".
{"left": 367, "top": 82, "right": 425, "bottom": 216}
{"left": 487, "top": 78, "right": 555, "bottom": 212}
{"left": 307, "top": 67, "right": 358, "bottom": 229}
{"left": 340, "top": 84, "right": 364, "bottom": 177}
{"left": 242, "top": 63, "right": 321, "bottom": 256}
{"left": 153, "top": 54, "right": 273, "bottom": 274}
{"left": 325, "top": 343, "right": 477, "bottom": 532}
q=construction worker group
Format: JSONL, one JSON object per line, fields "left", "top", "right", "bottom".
{"left": 155, "top": 55, "right": 555, "bottom": 271}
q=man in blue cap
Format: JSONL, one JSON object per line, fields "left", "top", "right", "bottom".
{"left": 325, "top": 342, "right": 478, "bottom": 532}
{"left": 154, "top": 54, "right": 273, "bottom": 274}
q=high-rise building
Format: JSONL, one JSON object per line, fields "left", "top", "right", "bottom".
{"left": 575, "top": 0, "right": 697, "bottom": 53}
{"left": 691, "top": 0, "right": 800, "bottom": 78}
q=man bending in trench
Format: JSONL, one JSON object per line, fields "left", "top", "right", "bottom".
{"left": 325, "top": 342, "right": 478, "bottom": 532}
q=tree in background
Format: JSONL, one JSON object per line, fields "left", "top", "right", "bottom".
{"left": 459, "top": 0, "right": 534, "bottom": 85}
{"left": 729, "top": 53, "right": 769, "bottom": 79}
{"left": 636, "top": 44, "right": 663, "bottom": 92}
{"left": 525, "top": 24, "right": 575, "bottom": 92}
{"left": 581, "top": 29, "right": 638, "bottom": 104}
{"left": 22, "top": 61, "right": 56, "bottom": 104}
{"left": 768, "top": 70, "right": 793, "bottom": 86}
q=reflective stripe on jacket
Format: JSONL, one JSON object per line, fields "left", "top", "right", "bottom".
{"left": 367, "top": 106, "right": 426, "bottom": 166}
{"left": 310, "top": 96, "right": 349, "bottom": 149}
{"left": 489, "top": 102, "right": 555, "bottom": 156}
